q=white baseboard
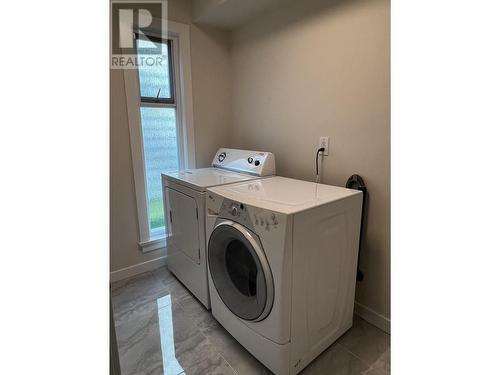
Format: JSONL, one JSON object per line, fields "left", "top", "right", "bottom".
{"left": 354, "top": 301, "right": 390, "bottom": 334}
{"left": 110, "top": 256, "right": 168, "bottom": 283}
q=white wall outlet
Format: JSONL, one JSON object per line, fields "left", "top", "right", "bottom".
{"left": 319, "top": 136, "right": 330, "bottom": 156}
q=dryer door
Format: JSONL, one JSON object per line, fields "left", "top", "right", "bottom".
{"left": 166, "top": 187, "right": 200, "bottom": 264}
{"left": 208, "top": 220, "right": 274, "bottom": 321}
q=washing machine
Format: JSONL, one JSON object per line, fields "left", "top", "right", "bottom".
{"left": 161, "top": 148, "right": 275, "bottom": 309}
{"left": 206, "top": 176, "right": 363, "bottom": 374}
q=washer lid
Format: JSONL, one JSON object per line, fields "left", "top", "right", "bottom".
{"left": 207, "top": 176, "right": 362, "bottom": 214}
{"left": 162, "top": 168, "right": 263, "bottom": 192}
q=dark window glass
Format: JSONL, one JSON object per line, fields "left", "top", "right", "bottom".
{"left": 225, "top": 240, "right": 258, "bottom": 297}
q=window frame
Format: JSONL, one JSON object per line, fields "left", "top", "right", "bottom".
{"left": 123, "top": 21, "right": 196, "bottom": 253}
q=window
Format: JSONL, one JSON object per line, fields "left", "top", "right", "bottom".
{"left": 124, "top": 22, "right": 195, "bottom": 252}
{"left": 137, "top": 36, "right": 177, "bottom": 237}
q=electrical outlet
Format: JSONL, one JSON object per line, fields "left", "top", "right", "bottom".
{"left": 319, "top": 136, "right": 330, "bottom": 156}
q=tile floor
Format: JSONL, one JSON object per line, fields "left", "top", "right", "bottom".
{"left": 111, "top": 267, "right": 390, "bottom": 375}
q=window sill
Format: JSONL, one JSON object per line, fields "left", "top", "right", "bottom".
{"left": 139, "top": 235, "right": 167, "bottom": 253}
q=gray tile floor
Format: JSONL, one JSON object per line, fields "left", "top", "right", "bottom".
{"left": 111, "top": 267, "right": 390, "bottom": 375}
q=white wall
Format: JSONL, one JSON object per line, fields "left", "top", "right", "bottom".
{"left": 229, "top": 0, "right": 390, "bottom": 319}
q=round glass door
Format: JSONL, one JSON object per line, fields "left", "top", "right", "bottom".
{"left": 208, "top": 221, "right": 274, "bottom": 321}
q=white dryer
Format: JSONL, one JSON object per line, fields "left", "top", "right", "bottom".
{"left": 206, "top": 176, "right": 363, "bottom": 375}
{"left": 161, "top": 148, "right": 275, "bottom": 309}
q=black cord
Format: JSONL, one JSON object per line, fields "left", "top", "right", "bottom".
{"left": 316, "top": 147, "right": 325, "bottom": 176}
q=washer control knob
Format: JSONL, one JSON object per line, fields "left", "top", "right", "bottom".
{"left": 270, "top": 213, "right": 278, "bottom": 225}
{"left": 230, "top": 204, "right": 238, "bottom": 216}
{"left": 254, "top": 160, "right": 260, "bottom": 166}
{"left": 218, "top": 152, "right": 226, "bottom": 162}
{"left": 247, "top": 157, "right": 253, "bottom": 164}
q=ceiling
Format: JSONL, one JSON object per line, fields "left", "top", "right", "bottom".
{"left": 192, "top": 0, "right": 290, "bottom": 30}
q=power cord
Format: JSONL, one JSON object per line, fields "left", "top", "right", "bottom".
{"left": 315, "top": 147, "right": 325, "bottom": 183}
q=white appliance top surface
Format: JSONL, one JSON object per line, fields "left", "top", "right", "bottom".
{"left": 207, "top": 176, "right": 362, "bottom": 214}
{"left": 162, "top": 168, "right": 265, "bottom": 191}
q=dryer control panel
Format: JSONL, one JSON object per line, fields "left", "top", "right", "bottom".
{"left": 212, "top": 148, "right": 276, "bottom": 177}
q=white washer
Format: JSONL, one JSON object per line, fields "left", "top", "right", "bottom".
{"left": 161, "top": 148, "right": 275, "bottom": 309}
{"left": 206, "top": 176, "right": 363, "bottom": 375}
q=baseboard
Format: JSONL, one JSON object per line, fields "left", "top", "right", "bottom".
{"left": 110, "top": 256, "right": 168, "bottom": 283}
{"left": 354, "top": 301, "right": 390, "bottom": 334}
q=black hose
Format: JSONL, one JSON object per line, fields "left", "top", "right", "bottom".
{"left": 346, "top": 174, "right": 367, "bottom": 282}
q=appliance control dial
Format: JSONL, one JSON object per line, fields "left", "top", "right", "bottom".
{"left": 247, "top": 157, "right": 253, "bottom": 164}
{"left": 230, "top": 204, "right": 238, "bottom": 216}
{"left": 254, "top": 160, "right": 260, "bottom": 166}
{"left": 218, "top": 152, "right": 226, "bottom": 162}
